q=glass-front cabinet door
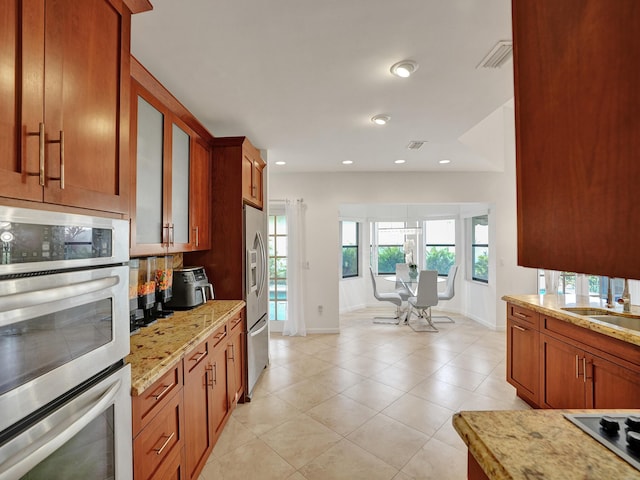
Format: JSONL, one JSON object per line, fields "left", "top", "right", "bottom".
{"left": 130, "top": 82, "right": 196, "bottom": 255}
{"left": 134, "top": 94, "right": 164, "bottom": 249}
{"left": 169, "top": 121, "right": 191, "bottom": 251}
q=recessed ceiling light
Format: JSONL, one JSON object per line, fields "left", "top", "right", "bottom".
{"left": 390, "top": 60, "right": 419, "bottom": 78}
{"left": 342, "top": 160, "right": 353, "bottom": 165}
{"left": 275, "top": 161, "right": 286, "bottom": 165}
{"left": 371, "top": 114, "right": 390, "bottom": 125}
{"left": 394, "top": 159, "right": 406, "bottom": 164}
{"left": 439, "top": 159, "right": 451, "bottom": 164}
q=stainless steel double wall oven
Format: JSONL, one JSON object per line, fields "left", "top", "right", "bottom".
{"left": 0, "top": 206, "right": 132, "bottom": 479}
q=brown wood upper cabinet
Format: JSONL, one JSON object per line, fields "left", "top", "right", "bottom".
{"left": 129, "top": 80, "right": 211, "bottom": 255}
{"left": 0, "top": 0, "right": 130, "bottom": 214}
{"left": 213, "top": 137, "right": 266, "bottom": 210}
{"left": 512, "top": 0, "right": 640, "bottom": 279}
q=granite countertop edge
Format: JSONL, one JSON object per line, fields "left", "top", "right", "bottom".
{"left": 127, "top": 300, "right": 245, "bottom": 395}
{"left": 502, "top": 294, "right": 640, "bottom": 346}
{"left": 452, "top": 412, "right": 512, "bottom": 480}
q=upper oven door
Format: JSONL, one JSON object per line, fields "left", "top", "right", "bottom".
{"left": 0, "top": 206, "right": 128, "bottom": 275}
{"left": 0, "top": 265, "right": 129, "bottom": 433}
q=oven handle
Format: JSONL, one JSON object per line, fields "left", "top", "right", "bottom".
{"left": 0, "top": 379, "right": 122, "bottom": 480}
{"left": 0, "top": 276, "right": 118, "bottom": 320}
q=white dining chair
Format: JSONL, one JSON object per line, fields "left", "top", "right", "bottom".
{"left": 432, "top": 265, "right": 458, "bottom": 324}
{"left": 394, "top": 263, "right": 412, "bottom": 301}
{"left": 407, "top": 270, "right": 439, "bottom": 332}
{"left": 369, "top": 267, "right": 403, "bottom": 324}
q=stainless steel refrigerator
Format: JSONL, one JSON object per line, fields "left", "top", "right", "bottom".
{"left": 244, "top": 204, "right": 269, "bottom": 398}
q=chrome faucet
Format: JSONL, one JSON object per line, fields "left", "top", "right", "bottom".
{"left": 618, "top": 279, "right": 631, "bottom": 312}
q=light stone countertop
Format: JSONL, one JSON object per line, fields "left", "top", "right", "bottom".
{"left": 502, "top": 294, "right": 640, "bottom": 347}
{"left": 453, "top": 409, "right": 640, "bottom": 480}
{"left": 127, "top": 299, "right": 245, "bottom": 395}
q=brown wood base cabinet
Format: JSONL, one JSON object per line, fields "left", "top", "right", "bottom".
{"left": 506, "top": 304, "right": 540, "bottom": 406}
{"left": 133, "top": 309, "right": 248, "bottom": 480}
{"left": 506, "top": 302, "right": 640, "bottom": 410}
{"left": 132, "top": 363, "right": 185, "bottom": 480}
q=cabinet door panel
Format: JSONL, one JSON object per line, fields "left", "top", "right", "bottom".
{"left": 170, "top": 122, "right": 190, "bottom": 248}
{"left": 211, "top": 347, "right": 228, "bottom": 437}
{"left": 189, "top": 139, "right": 211, "bottom": 251}
{"left": 184, "top": 354, "right": 213, "bottom": 480}
{"left": 43, "top": 0, "right": 128, "bottom": 213}
{"left": 134, "top": 94, "right": 165, "bottom": 246}
{"left": 0, "top": 0, "right": 44, "bottom": 202}
{"left": 541, "top": 334, "right": 586, "bottom": 408}
{"left": 589, "top": 355, "right": 640, "bottom": 409}
{"left": 507, "top": 318, "right": 539, "bottom": 405}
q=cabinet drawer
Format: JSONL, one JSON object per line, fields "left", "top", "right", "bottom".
{"left": 542, "top": 315, "right": 640, "bottom": 367}
{"left": 133, "top": 388, "right": 184, "bottom": 480}
{"left": 210, "top": 323, "right": 228, "bottom": 349}
{"left": 507, "top": 304, "right": 539, "bottom": 329}
{"left": 184, "top": 338, "right": 211, "bottom": 374}
{"left": 133, "top": 362, "right": 183, "bottom": 436}
{"left": 229, "top": 311, "right": 244, "bottom": 333}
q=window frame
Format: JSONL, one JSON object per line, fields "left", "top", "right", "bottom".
{"left": 471, "top": 214, "right": 489, "bottom": 283}
{"left": 423, "top": 218, "right": 456, "bottom": 277}
{"left": 268, "top": 213, "right": 288, "bottom": 321}
{"left": 341, "top": 220, "right": 360, "bottom": 279}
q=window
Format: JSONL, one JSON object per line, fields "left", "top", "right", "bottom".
{"left": 373, "top": 222, "right": 407, "bottom": 274}
{"left": 268, "top": 215, "right": 287, "bottom": 321}
{"left": 471, "top": 215, "right": 489, "bottom": 283}
{"left": 424, "top": 219, "right": 455, "bottom": 276}
{"left": 341, "top": 221, "right": 359, "bottom": 278}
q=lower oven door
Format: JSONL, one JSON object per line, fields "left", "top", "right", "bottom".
{"left": 0, "top": 265, "right": 129, "bottom": 432}
{"left": 0, "top": 363, "right": 132, "bottom": 480}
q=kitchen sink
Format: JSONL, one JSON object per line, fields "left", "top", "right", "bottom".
{"left": 561, "top": 307, "right": 640, "bottom": 332}
{"left": 588, "top": 315, "right": 640, "bottom": 332}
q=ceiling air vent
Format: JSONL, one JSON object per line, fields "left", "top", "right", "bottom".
{"left": 476, "top": 40, "right": 513, "bottom": 69}
{"left": 407, "top": 140, "right": 426, "bottom": 150}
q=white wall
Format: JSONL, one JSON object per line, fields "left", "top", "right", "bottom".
{"left": 268, "top": 103, "right": 537, "bottom": 332}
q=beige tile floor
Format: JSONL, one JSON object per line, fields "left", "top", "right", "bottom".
{"left": 199, "top": 307, "right": 530, "bottom": 480}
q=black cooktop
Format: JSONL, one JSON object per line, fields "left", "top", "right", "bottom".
{"left": 564, "top": 413, "right": 640, "bottom": 472}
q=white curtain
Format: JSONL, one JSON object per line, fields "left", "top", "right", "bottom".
{"left": 283, "top": 199, "right": 307, "bottom": 336}
{"left": 544, "top": 270, "right": 560, "bottom": 295}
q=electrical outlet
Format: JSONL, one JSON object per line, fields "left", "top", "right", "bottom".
{"left": 317, "top": 305, "right": 323, "bottom": 314}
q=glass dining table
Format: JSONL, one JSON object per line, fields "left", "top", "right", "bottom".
{"left": 384, "top": 274, "right": 445, "bottom": 296}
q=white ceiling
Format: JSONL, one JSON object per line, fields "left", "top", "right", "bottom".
{"left": 131, "top": 0, "right": 514, "bottom": 173}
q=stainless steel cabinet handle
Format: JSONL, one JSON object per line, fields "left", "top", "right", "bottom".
{"left": 206, "top": 365, "right": 214, "bottom": 388}
{"left": 513, "top": 324, "right": 526, "bottom": 332}
{"left": 169, "top": 223, "right": 175, "bottom": 245}
{"left": 189, "top": 350, "right": 207, "bottom": 364}
{"left": 38, "top": 122, "right": 45, "bottom": 186}
{"left": 514, "top": 311, "right": 529, "bottom": 319}
{"left": 583, "top": 357, "right": 587, "bottom": 383}
{"left": 194, "top": 226, "right": 199, "bottom": 247}
{"left": 228, "top": 344, "right": 235, "bottom": 361}
{"left": 154, "top": 432, "right": 175, "bottom": 455}
{"left": 575, "top": 355, "right": 580, "bottom": 379}
{"left": 47, "top": 130, "right": 65, "bottom": 189}
{"left": 151, "top": 384, "right": 172, "bottom": 401}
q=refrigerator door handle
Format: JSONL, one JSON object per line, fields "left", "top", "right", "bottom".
{"left": 256, "top": 231, "right": 267, "bottom": 299}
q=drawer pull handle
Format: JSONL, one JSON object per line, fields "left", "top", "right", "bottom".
{"left": 214, "top": 331, "right": 227, "bottom": 341}
{"left": 513, "top": 325, "right": 526, "bottom": 332}
{"left": 205, "top": 365, "right": 214, "bottom": 388}
{"left": 190, "top": 350, "right": 207, "bottom": 364}
{"left": 513, "top": 311, "right": 529, "bottom": 319}
{"left": 47, "top": 130, "right": 65, "bottom": 189}
{"left": 154, "top": 432, "right": 175, "bottom": 455}
{"left": 575, "top": 355, "right": 581, "bottom": 379}
{"left": 151, "top": 383, "right": 172, "bottom": 401}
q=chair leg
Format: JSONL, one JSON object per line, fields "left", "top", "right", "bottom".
{"left": 431, "top": 313, "right": 455, "bottom": 324}
{"left": 408, "top": 306, "right": 438, "bottom": 332}
{"left": 373, "top": 305, "right": 401, "bottom": 325}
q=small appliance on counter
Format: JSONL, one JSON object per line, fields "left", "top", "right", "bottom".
{"left": 130, "top": 256, "right": 175, "bottom": 332}
{"left": 152, "top": 255, "right": 174, "bottom": 318}
{"left": 167, "top": 266, "right": 214, "bottom": 309}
